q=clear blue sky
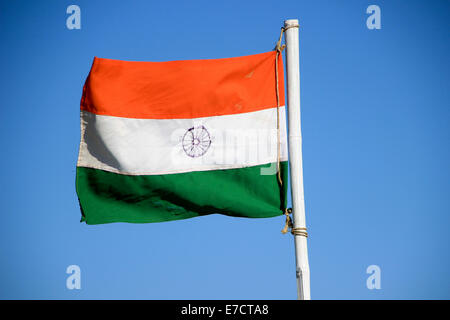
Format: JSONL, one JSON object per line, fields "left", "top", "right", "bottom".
{"left": 0, "top": 0, "right": 449, "bottom": 299}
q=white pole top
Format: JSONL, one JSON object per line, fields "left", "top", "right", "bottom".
{"left": 284, "top": 19, "right": 299, "bottom": 27}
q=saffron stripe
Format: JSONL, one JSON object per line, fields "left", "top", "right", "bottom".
{"left": 81, "top": 51, "right": 285, "bottom": 119}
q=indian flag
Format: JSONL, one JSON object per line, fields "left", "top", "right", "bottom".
{"left": 76, "top": 51, "right": 288, "bottom": 224}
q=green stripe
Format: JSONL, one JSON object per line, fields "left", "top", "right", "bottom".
{"left": 76, "top": 162, "right": 288, "bottom": 225}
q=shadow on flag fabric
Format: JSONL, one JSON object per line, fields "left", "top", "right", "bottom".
{"left": 76, "top": 51, "right": 288, "bottom": 224}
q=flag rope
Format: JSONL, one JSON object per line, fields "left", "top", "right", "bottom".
{"left": 275, "top": 27, "right": 286, "bottom": 187}
{"left": 281, "top": 208, "right": 293, "bottom": 234}
{"left": 275, "top": 24, "right": 299, "bottom": 186}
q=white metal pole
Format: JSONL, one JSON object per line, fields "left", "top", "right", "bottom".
{"left": 284, "top": 19, "right": 311, "bottom": 300}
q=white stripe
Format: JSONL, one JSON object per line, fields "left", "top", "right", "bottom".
{"left": 77, "top": 107, "right": 288, "bottom": 175}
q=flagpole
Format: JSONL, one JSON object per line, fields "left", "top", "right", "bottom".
{"left": 284, "top": 19, "right": 311, "bottom": 300}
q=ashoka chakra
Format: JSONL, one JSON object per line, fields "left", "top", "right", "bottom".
{"left": 182, "top": 125, "right": 211, "bottom": 158}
